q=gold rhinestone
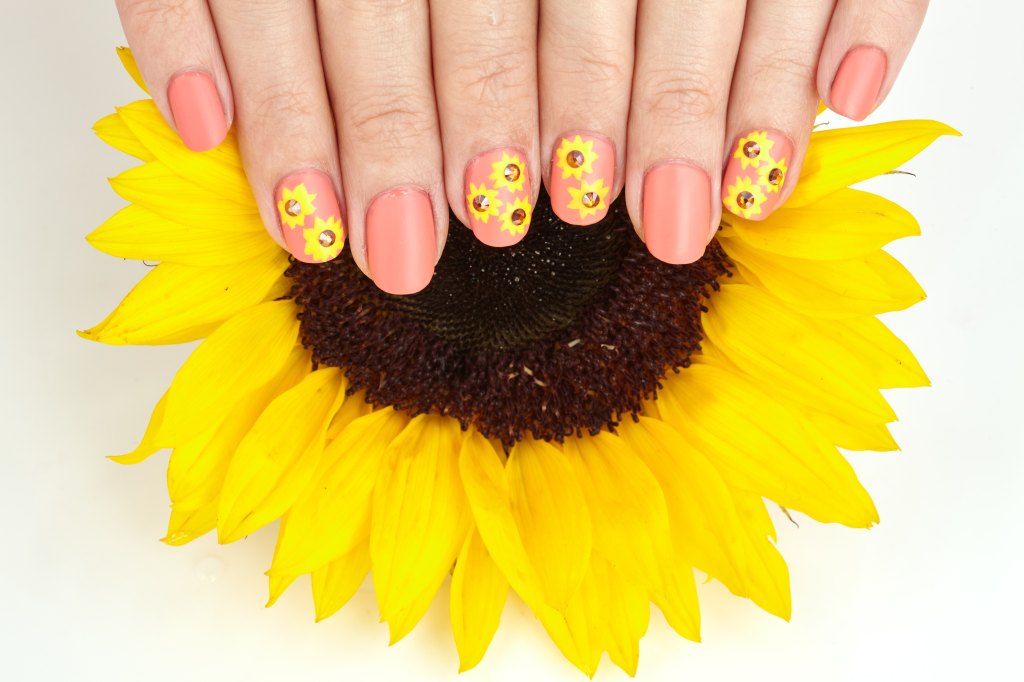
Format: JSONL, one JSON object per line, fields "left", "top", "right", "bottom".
{"left": 472, "top": 195, "right": 490, "bottom": 212}
{"left": 582, "top": 192, "right": 600, "bottom": 208}
{"left": 510, "top": 208, "right": 527, "bottom": 225}
{"left": 737, "top": 191, "right": 755, "bottom": 209}
{"left": 285, "top": 199, "right": 302, "bottom": 216}
{"left": 503, "top": 163, "right": 521, "bottom": 182}
{"left": 768, "top": 168, "right": 784, "bottom": 185}
{"left": 742, "top": 141, "right": 761, "bottom": 159}
{"left": 318, "top": 230, "right": 336, "bottom": 247}
{"left": 566, "top": 150, "right": 584, "bottom": 168}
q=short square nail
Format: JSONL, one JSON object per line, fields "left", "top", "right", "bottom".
{"left": 167, "top": 71, "right": 228, "bottom": 152}
{"left": 642, "top": 163, "right": 711, "bottom": 265}
{"left": 549, "top": 133, "right": 614, "bottom": 226}
{"left": 366, "top": 187, "right": 436, "bottom": 295}
{"left": 275, "top": 171, "right": 345, "bottom": 263}
{"left": 465, "top": 148, "right": 532, "bottom": 247}
{"left": 722, "top": 130, "right": 793, "bottom": 220}
{"left": 831, "top": 46, "right": 887, "bottom": 122}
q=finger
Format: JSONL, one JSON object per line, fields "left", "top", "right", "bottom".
{"left": 432, "top": 0, "right": 540, "bottom": 248}
{"left": 208, "top": 0, "right": 346, "bottom": 263}
{"left": 627, "top": 0, "right": 745, "bottom": 264}
{"left": 318, "top": 0, "right": 445, "bottom": 295}
{"left": 539, "top": 0, "right": 638, "bottom": 226}
{"left": 721, "top": 0, "right": 836, "bottom": 221}
{"left": 116, "top": 0, "right": 231, "bottom": 151}
{"left": 819, "top": 0, "right": 930, "bottom": 121}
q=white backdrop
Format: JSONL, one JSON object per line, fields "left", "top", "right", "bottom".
{"left": 1, "top": 2, "right": 1021, "bottom": 681}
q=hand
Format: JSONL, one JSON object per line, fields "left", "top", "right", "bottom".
{"left": 115, "top": 0, "right": 928, "bottom": 293}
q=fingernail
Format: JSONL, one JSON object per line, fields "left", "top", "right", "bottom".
{"left": 549, "top": 133, "right": 614, "bottom": 225}
{"left": 722, "top": 130, "right": 793, "bottom": 221}
{"left": 642, "top": 163, "right": 711, "bottom": 265}
{"left": 465, "top": 148, "right": 532, "bottom": 247}
{"left": 366, "top": 187, "right": 435, "bottom": 295}
{"left": 167, "top": 71, "right": 228, "bottom": 152}
{"left": 275, "top": 171, "right": 345, "bottom": 263}
{"left": 831, "top": 46, "right": 887, "bottom": 122}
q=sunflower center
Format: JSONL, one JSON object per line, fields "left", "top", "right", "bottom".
{"left": 286, "top": 188, "right": 729, "bottom": 445}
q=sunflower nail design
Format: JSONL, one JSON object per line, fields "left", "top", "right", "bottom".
{"left": 302, "top": 215, "right": 345, "bottom": 263}
{"left": 276, "top": 171, "right": 345, "bottom": 262}
{"left": 277, "top": 182, "right": 318, "bottom": 230}
{"left": 722, "top": 129, "right": 792, "bottom": 220}
{"left": 466, "top": 148, "right": 531, "bottom": 247}
{"left": 551, "top": 133, "right": 614, "bottom": 226}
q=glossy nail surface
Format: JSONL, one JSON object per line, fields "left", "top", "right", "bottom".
{"left": 549, "top": 133, "right": 614, "bottom": 225}
{"left": 465, "top": 148, "right": 532, "bottom": 247}
{"left": 831, "top": 46, "right": 887, "bottom": 121}
{"left": 366, "top": 187, "right": 435, "bottom": 295}
{"left": 643, "top": 163, "right": 711, "bottom": 265}
{"left": 167, "top": 71, "right": 228, "bottom": 152}
{"left": 275, "top": 171, "right": 345, "bottom": 263}
{"left": 722, "top": 130, "right": 793, "bottom": 220}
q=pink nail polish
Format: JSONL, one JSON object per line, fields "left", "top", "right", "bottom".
{"left": 831, "top": 46, "right": 887, "bottom": 122}
{"left": 722, "top": 130, "right": 793, "bottom": 221}
{"left": 549, "top": 133, "right": 614, "bottom": 226}
{"left": 366, "top": 187, "right": 435, "bottom": 295}
{"left": 167, "top": 71, "right": 228, "bottom": 152}
{"left": 275, "top": 171, "right": 345, "bottom": 263}
{"left": 465, "top": 148, "right": 532, "bottom": 247}
{"left": 642, "top": 163, "right": 711, "bottom": 265}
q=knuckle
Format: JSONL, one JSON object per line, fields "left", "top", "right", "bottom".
{"left": 118, "top": 0, "right": 196, "bottom": 30}
{"left": 251, "top": 79, "right": 316, "bottom": 122}
{"left": 342, "top": 87, "right": 436, "bottom": 148}
{"left": 638, "top": 65, "right": 723, "bottom": 124}
{"left": 746, "top": 45, "right": 817, "bottom": 84}
{"left": 449, "top": 48, "right": 532, "bottom": 107}
{"left": 547, "top": 39, "right": 632, "bottom": 89}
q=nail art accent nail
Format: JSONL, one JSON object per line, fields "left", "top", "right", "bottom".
{"left": 167, "top": 71, "right": 228, "bottom": 152}
{"left": 550, "top": 133, "right": 614, "bottom": 225}
{"left": 275, "top": 171, "right": 345, "bottom": 263}
{"left": 722, "top": 130, "right": 793, "bottom": 220}
{"left": 465, "top": 148, "right": 532, "bottom": 247}
{"left": 366, "top": 187, "right": 435, "bottom": 295}
{"left": 642, "top": 163, "right": 711, "bottom": 265}
{"left": 831, "top": 46, "right": 887, "bottom": 122}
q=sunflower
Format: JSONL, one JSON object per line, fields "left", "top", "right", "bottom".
{"left": 83, "top": 49, "right": 957, "bottom": 676}
{"left": 555, "top": 134, "right": 598, "bottom": 180}
{"left": 567, "top": 177, "right": 611, "bottom": 220}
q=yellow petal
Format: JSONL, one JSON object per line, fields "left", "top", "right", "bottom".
{"left": 266, "top": 574, "right": 298, "bottom": 608}
{"left": 87, "top": 204, "right": 273, "bottom": 266}
{"left": 724, "top": 237, "right": 926, "bottom": 319}
{"left": 789, "top": 120, "right": 960, "bottom": 207}
{"left": 325, "top": 390, "right": 375, "bottom": 440}
{"left": 311, "top": 542, "right": 371, "bottom": 622}
{"left": 506, "top": 438, "right": 592, "bottom": 612}
{"left": 723, "top": 188, "right": 919, "bottom": 260}
{"left": 659, "top": 363, "right": 879, "bottom": 528}
{"left": 704, "top": 284, "right": 897, "bottom": 423}
{"left": 116, "top": 46, "right": 148, "bottom": 93}
{"left": 805, "top": 410, "right": 899, "bottom": 452}
{"left": 93, "top": 112, "right": 155, "bottom": 161}
{"left": 450, "top": 529, "right": 509, "bottom": 673}
{"left": 109, "top": 390, "right": 168, "bottom": 464}
{"left": 218, "top": 367, "right": 346, "bottom": 542}
{"left": 162, "top": 499, "right": 217, "bottom": 546}
{"left": 157, "top": 300, "right": 300, "bottom": 444}
{"left": 812, "top": 315, "right": 929, "bottom": 389}
{"left": 78, "top": 249, "right": 290, "bottom": 346}
{"left": 269, "top": 407, "right": 408, "bottom": 576}
{"left": 371, "top": 415, "right": 472, "bottom": 636}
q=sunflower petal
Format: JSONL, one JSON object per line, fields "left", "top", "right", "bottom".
{"left": 109, "top": 390, "right": 168, "bottom": 464}
{"left": 805, "top": 410, "right": 899, "bottom": 452}
{"left": 659, "top": 363, "right": 879, "bottom": 527}
{"left": 370, "top": 415, "right": 472, "bottom": 637}
{"left": 116, "top": 46, "right": 148, "bottom": 93}
{"left": 162, "top": 500, "right": 217, "bottom": 546}
{"left": 592, "top": 557, "right": 649, "bottom": 676}
{"left": 87, "top": 204, "right": 273, "bottom": 266}
{"left": 311, "top": 542, "right": 371, "bottom": 622}
{"left": 789, "top": 120, "right": 959, "bottom": 207}
{"left": 78, "top": 249, "right": 290, "bottom": 346}
{"left": 217, "top": 367, "right": 346, "bottom": 543}
{"left": 813, "top": 315, "right": 929, "bottom": 389}
{"left": 451, "top": 530, "right": 509, "bottom": 673}
{"left": 94, "top": 112, "right": 155, "bottom": 161}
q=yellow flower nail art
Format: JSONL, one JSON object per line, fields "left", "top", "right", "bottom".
{"left": 301, "top": 215, "right": 344, "bottom": 263}
{"left": 499, "top": 196, "right": 532, "bottom": 236}
{"left": 734, "top": 131, "right": 775, "bottom": 170}
{"left": 555, "top": 135, "right": 597, "bottom": 181}
{"left": 489, "top": 152, "right": 526, "bottom": 194}
{"left": 724, "top": 176, "right": 767, "bottom": 219}
{"left": 466, "top": 182, "right": 502, "bottom": 223}
{"left": 567, "top": 177, "right": 611, "bottom": 221}
{"left": 277, "top": 183, "right": 318, "bottom": 229}
{"left": 757, "top": 155, "right": 789, "bottom": 194}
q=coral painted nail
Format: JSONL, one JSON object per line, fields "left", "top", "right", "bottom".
{"left": 465, "top": 148, "right": 532, "bottom": 247}
{"left": 549, "top": 133, "right": 614, "bottom": 226}
{"left": 643, "top": 163, "right": 711, "bottom": 265}
{"left": 831, "top": 46, "right": 887, "bottom": 122}
{"left": 722, "top": 130, "right": 793, "bottom": 221}
{"left": 275, "top": 171, "right": 345, "bottom": 264}
{"left": 167, "top": 71, "right": 228, "bottom": 152}
{"left": 366, "top": 187, "right": 435, "bottom": 295}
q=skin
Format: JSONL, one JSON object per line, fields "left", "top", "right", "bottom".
{"left": 115, "top": 0, "right": 929, "bottom": 291}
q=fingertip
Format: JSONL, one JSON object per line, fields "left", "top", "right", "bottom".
{"left": 167, "top": 70, "right": 229, "bottom": 151}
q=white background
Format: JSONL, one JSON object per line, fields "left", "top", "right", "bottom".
{"left": 1, "top": 2, "right": 1021, "bottom": 681}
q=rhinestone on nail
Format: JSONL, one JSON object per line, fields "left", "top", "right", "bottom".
{"left": 504, "top": 164, "right": 521, "bottom": 182}
{"left": 510, "top": 208, "right": 527, "bottom": 225}
{"left": 737, "top": 191, "right": 756, "bottom": 209}
{"left": 768, "top": 168, "right": 784, "bottom": 185}
{"left": 318, "top": 230, "right": 336, "bottom": 247}
{"left": 285, "top": 199, "right": 302, "bottom": 216}
{"left": 582, "top": 192, "right": 601, "bottom": 208}
{"left": 566, "top": 150, "right": 585, "bottom": 168}
{"left": 472, "top": 195, "right": 490, "bottom": 212}
{"left": 743, "top": 141, "right": 761, "bottom": 159}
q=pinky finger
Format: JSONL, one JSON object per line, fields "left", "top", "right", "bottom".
{"left": 115, "top": 0, "right": 232, "bottom": 150}
{"left": 818, "top": 0, "right": 929, "bottom": 121}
